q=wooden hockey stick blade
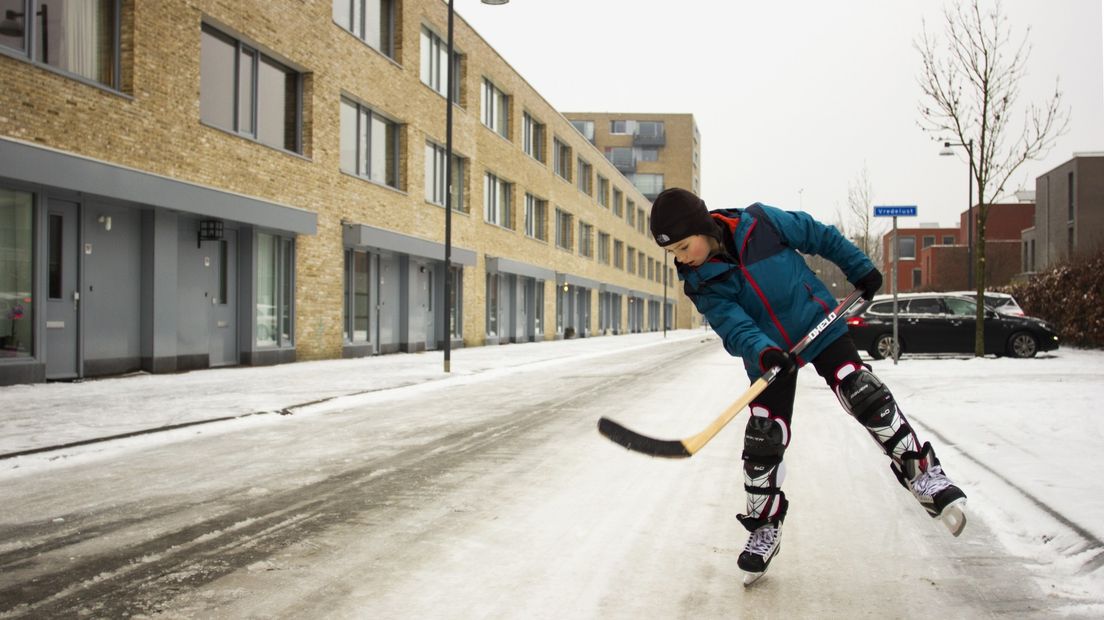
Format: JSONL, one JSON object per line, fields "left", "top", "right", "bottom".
{"left": 597, "top": 374, "right": 772, "bottom": 458}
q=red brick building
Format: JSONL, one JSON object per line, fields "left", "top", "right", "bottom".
{"left": 881, "top": 202, "right": 1034, "bottom": 292}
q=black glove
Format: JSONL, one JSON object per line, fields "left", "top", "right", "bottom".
{"left": 854, "top": 268, "right": 883, "bottom": 301}
{"left": 760, "top": 347, "right": 796, "bottom": 375}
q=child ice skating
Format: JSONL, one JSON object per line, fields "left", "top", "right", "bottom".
{"left": 648, "top": 188, "right": 967, "bottom": 584}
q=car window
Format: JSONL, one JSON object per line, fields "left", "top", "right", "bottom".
{"left": 907, "top": 298, "right": 943, "bottom": 314}
{"left": 944, "top": 297, "right": 976, "bottom": 316}
{"left": 868, "top": 301, "right": 902, "bottom": 315}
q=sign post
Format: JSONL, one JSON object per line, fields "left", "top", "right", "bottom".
{"left": 873, "top": 205, "right": 918, "bottom": 365}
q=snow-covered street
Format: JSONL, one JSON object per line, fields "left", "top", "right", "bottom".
{"left": 1, "top": 333, "right": 1103, "bottom": 618}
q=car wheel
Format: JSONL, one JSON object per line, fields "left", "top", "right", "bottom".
{"left": 1007, "top": 331, "right": 1038, "bottom": 358}
{"left": 870, "top": 333, "right": 899, "bottom": 360}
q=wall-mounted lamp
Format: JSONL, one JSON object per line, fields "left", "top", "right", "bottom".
{"left": 562, "top": 283, "right": 569, "bottom": 292}
{"left": 198, "top": 219, "right": 224, "bottom": 248}
{"left": 97, "top": 215, "right": 112, "bottom": 231}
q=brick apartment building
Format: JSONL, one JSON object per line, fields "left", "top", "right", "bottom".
{"left": 881, "top": 202, "right": 1034, "bottom": 292}
{"left": 0, "top": 0, "right": 685, "bottom": 385}
{"left": 563, "top": 112, "right": 702, "bottom": 326}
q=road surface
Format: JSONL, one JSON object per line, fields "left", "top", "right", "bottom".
{"left": 0, "top": 337, "right": 1054, "bottom": 618}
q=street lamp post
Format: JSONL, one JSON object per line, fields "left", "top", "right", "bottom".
{"left": 940, "top": 140, "right": 974, "bottom": 289}
{"left": 444, "top": 0, "right": 509, "bottom": 373}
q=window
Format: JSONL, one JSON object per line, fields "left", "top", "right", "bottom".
{"left": 424, "top": 142, "right": 465, "bottom": 212}
{"left": 626, "top": 245, "right": 636, "bottom": 273}
{"left": 612, "top": 188, "right": 624, "bottom": 217}
{"left": 344, "top": 249, "right": 371, "bottom": 343}
{"left": 481, "top": 78, "right": 509, "bottom": 138}
{"left": 256, "top": 232, "right": 294, "bottom": 347}
{"left": 483, "top": 172, "right": 512, "bottom": 228}
{"left": 638, "top": 251, "right": 646, "bottom": 277}
{"left": 897, "top": 236, "right": 916, "bottom": 259}
{"left": 578, "top": 221, "right": 594, "bottom": 258}
{"left": 571, "top": 120, "right": 594, "bottom": 142}
{"left": 912, "top": 269, "right": 922, "bottom": 288}
{"left": 577, "top": 158, "right": 592, "bottom": 195}
{"left": 340, "top": 97, "right": 400, "bottom": 188}
{"left": 524, "top": 193, "right": 548, "bottom": 241}
{"left": 613, "top": 239, "right": 624, "bottom": 269}
{"left": 636, "top": 121, "right": 664, "bottom": 139}
{"left": 522, "top": 112, "right": 546, "bottom": 162}
{"left": 553, "top": 139, "right": 572, "bottom": 181}
{"left": 922, "top": 235, "right": 935, "bottom": 248}
{"left": 626, "top": 203, "right": 636, "bottom": 227}
{"left": 1068, "top": 172, "right": 1075, "bottom": 222}
{"left": 638, "top": 147, "right": 659, "bottom": 162}
{"left": 334, "top": 0, "right": 395, "bottom": 57}
{"left": 598, "top": 232, "right": 610, "bottom": 264}
{"left": 637, "top": 208, "right": 646, "bottom": 234}
{"left": 0, "top": 0, "right": 119, "bottom": 88}
{"left": 448, "top": 266, "right": 463, "bottom": 339}
{"left": 647, "top": 257, "right": 654, "bottom": 281}
{"left": 610, "top": 120, "right": 630, "bottom": 134}
{"left": 202, "top": 25, "right": 302, "bottom": 153}
{"left": 0, "top": 188, "right": 34, "bottom": 358}
{"left": 942, "top": 235, "right": 956, "bottom": 245}
{"left": 555, "top": 208, "right": 573, "bottom": 251}
{"left": 944, "top": 297, "right": 975, "bottom": 316}
{"left": 629, "top": 173, "right": 664, "bottom": 199}
{"left": 596, "top": 176, "right": 609, "bottom": 208}
{"left": 908, "top": 297, "right": 942, "bottom": 314}
{"left": 486, "top": 272, "right": 500, "bottom": 336}
{"left": 420, "top": 27, "right": 460, "bottom": 103}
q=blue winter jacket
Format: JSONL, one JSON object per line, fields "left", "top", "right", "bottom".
{"left": 678, "top": 203, "right": 874, "bottom": 379}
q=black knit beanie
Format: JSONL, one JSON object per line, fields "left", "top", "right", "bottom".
{"left": 649, "top": 188, "right": 719, "bottom": 247}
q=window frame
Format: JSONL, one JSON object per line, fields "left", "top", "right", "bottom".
{"left": 333, "top": 0, "right": 396, "bottom": 58}
{"left": 340, "top": 96, "right": 401, "bottom": 188}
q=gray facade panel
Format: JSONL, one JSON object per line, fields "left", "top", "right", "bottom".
{"left": 0, "top": 138, "right": 316, "bottom": 235}
{"left": 486, "top": 257, "right": 555, "bottom": 281}
{"left": 343, "top": 223, "right": 476, "bottom": 266}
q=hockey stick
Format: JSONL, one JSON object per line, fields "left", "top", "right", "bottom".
{"left": 598, "top": 289, "right": 865, "bottom": 458}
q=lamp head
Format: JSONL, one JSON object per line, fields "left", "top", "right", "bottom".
{"left": 939, "top": 142, "right": 955, "bottom": 157}
{"left": 481, "top": 0, "right": 510, "bottom": 4}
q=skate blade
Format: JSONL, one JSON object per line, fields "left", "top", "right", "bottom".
{"left": 939, "top": 498, "right": 967, "bottom": 537}
{"left": 743, "top": 571, "right": 765, "bottom": 586}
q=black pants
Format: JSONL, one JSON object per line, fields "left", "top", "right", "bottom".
{"left": 738, "top": 334, "right": 875, "bottom": 529}
{"left": 751, "top": 334, "right": 864, "bottom": 419}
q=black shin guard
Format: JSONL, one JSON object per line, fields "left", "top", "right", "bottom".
{"left": 835, "top": 367, "right": 918, "bottom": 463}
{"left": 739, "top": 411, "right": 789, "bottom": 531}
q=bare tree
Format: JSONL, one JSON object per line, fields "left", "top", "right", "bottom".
{"left": 843, "top": 166, "right": 884, "bottom": 265}
{"left": 916, "top": 0, "right": 1069, "bottom": 356}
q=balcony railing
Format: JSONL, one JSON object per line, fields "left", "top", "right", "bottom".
{"left": 633, "top": 129, "right": 665, "bottom": 147}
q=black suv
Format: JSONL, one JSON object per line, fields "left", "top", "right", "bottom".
{"left": 846, "top": 293, "right": 1060, "bottom": 359}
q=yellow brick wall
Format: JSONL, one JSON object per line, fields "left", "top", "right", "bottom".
{"left": 0, "top": 0, "right": 677, "bottom": 360}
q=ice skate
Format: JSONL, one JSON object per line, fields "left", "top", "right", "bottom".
{"left": 739, "top": 522, "right": 782, "bottom": 585}
{"left": 895, "top": 442, "right": 968, "bottom": 536}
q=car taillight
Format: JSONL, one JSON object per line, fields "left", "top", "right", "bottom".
{"left": 847, "top": 317, "right": 865, "bottom": 327}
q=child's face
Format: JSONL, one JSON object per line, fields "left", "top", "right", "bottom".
{"left": 665, "top": 234, "right": 714, "bottom": 267}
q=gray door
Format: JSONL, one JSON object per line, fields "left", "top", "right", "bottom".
{"left": 422, "top": 266, "right": 435, "bottom": 351}
{"left": 45, "top": 200, "right": 80, "bottom": 379}
{"left": 208, "top": 230, "right": 238, "bottom": 367}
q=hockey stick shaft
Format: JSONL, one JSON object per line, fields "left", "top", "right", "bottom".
{"left": 598, "top": 289, "right": 865, "bottom": 458}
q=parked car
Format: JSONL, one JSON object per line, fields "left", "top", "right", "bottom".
{"left": 846, "top": 292, "right": 1059, "bottom": 359}
{"left": 946, "top": 290, "right": 1025, "bottom": 316}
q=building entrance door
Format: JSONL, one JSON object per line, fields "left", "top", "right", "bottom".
{"left": 208, "top": 230, "right": 238, "bottom": 367}
{"left": 45, "top": 200, "right": 80, "bottom": 379}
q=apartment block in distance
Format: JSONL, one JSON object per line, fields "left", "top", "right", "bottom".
{"left": 0, "top": 0, "right": 680, "bottom": 386}
{"left": 1022, "top": 153, "right": 1104, "bottom": 274}
{"left": 563, "top": 112, "right": 701, "bottom": 328}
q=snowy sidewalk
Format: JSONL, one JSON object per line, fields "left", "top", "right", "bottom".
{"left": 0, "top": 330, "right": 707, "bottom": 459}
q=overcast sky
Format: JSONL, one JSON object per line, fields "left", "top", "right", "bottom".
{"left": 456, "top": 0, "right": 1104, "bottom": 231}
